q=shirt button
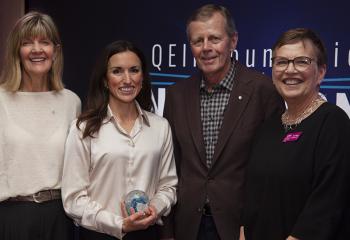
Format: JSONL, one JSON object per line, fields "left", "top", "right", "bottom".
{"left": 197, "top": 207, "right": 202, "bottom": 213}
{"left": 129, "top": 140, "right": 134, "bottom": 147}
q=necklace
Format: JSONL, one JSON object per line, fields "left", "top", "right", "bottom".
{"left": 281, "top": 96, "right": 326, "bottom": 132}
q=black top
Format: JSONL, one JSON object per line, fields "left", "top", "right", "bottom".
{"left": 243, "top": 102, "right": 350, "bottom": 240}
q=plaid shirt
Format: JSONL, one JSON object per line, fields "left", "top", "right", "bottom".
{"left": 200, "top": 61, "right": 235, "bottom": 168}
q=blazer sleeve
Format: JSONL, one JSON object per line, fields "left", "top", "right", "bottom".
{"left": 264, "top": 85, "right": 285, "bottom": 120}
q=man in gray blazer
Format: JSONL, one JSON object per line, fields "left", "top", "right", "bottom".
{"left": 162, "top": 4, "right": 284, "bottom": 240}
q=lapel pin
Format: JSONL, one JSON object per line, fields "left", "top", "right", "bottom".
{"left": 238, "top": 95, "right": 242, "bottom": 100}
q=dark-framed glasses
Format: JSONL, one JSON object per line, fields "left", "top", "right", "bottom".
{"left": 272, "top": 56, "right": 314, "bottom": 72}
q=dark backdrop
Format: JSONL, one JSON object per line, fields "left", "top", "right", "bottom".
{"left": 25, "top": 0, "right": 350, "bottom": 116}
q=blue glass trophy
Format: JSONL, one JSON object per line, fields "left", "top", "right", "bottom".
{"left": 124, "top": 190, "right": 149, "bottom": 216}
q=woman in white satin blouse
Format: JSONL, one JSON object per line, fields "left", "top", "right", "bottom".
{"left": 62, "top": 40, "right": 178, "bottom": 240}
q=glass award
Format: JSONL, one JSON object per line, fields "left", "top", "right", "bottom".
{"left": 124, "top": 190, "right": 149, "bottom": 216}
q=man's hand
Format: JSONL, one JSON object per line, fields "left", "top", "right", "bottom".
{"left": 286, "top": 236, "right": 299, "bottom": 240}
{"left": 239, "top": 226, "right": 245, "bottom": 240}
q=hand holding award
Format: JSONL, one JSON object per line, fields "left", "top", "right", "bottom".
{"left": 121, "top": 190, "right": 158, "bottom": 233}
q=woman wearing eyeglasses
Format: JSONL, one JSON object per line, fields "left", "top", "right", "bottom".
{"left": 241, "top": 28, "right": 350, "bottom": 240}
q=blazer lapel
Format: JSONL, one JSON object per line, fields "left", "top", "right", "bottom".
{"left": 211, "top": 64, "right": 253, "bottom": 166}
{"left": 186, "top": 75, "right": 207, "bottom": 166}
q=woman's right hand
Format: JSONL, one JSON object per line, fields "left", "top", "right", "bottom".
{"left": 120, "top": 202, "right": 158, "bottom": 233}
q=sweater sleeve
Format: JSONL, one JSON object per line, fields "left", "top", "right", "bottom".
{"left": 61, "top": 122, "right": 125, "bottom": 239}
{"left": 291, "top": 108, "right": 350, "bottom": 240}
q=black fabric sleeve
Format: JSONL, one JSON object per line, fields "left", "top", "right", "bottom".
{"left": 291, "top": 108, "right": 350, "bottom": 240}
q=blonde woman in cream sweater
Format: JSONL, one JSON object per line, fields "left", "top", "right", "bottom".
{"left": 0, "top": 12, "right": 80, "bottom": 240}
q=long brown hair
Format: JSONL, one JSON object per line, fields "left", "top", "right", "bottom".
{"left": 77, "top": 40, "right": 152, "bottom": 138}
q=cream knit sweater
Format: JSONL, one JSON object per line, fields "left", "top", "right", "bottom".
{"left": 0, "top": 88, "right": 81, "bottom": 201}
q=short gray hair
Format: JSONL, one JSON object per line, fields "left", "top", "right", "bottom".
{"left": 186, "top": 4, "right": 237, "bottom": 38}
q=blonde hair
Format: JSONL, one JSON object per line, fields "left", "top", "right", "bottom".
{"left": 0, "top": 11, "right": 64, "bottom": 91}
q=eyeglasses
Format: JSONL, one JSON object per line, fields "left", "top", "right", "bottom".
{"left": 272, "top": 56, "right": 314, "bottom": 72}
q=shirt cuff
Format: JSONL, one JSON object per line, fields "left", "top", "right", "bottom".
{"left": 150, "top": 197, "right": 168, "bottom": 217}
{"left": 95, "top": 210, "right": 125, "bottom": 239}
